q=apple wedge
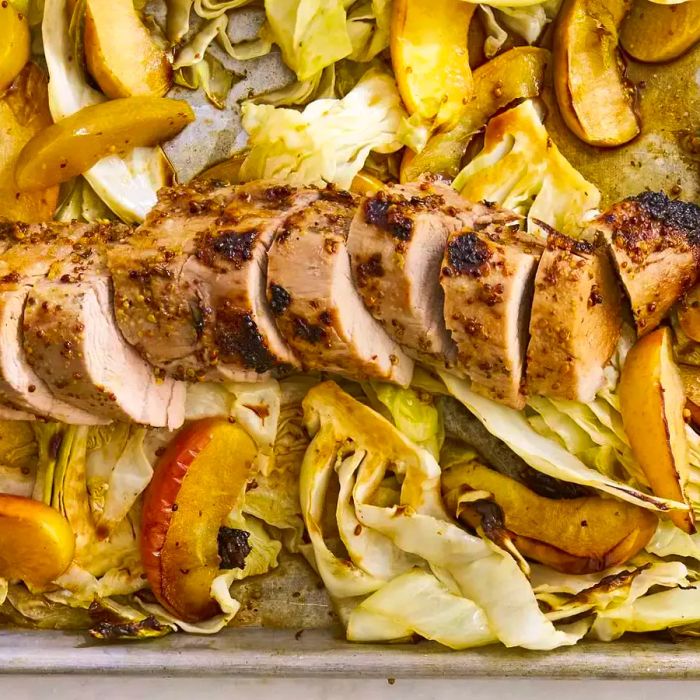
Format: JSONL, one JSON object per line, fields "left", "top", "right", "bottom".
{"left": 84, "top": 0, "right": 172, "bottom": 99}
{"left": 620, "top": 0, "right": 700, "bottom": 64}
{"left": 391, "top": 0, "right": 475, "bottom": 129}
{"left": 619, "top": 327, "right": 695, "bottom": 533}
{"left": 0, "top": 1, "right": 30, "bottom": 94}
{"left": 0, "top": 494, "right": 75, "bottom": 587}
{"left": 553, "top": 0, "right": 640, "bottom": 147}
{"left": 678, "top": 285, "right": 700, "bottom": 343}
{"left": 442, "top": 461, "right": 657, "bottom": 574}
{"left": 0, "top": 63, "right": 59, "bottom": 221}
{"left": 141, "top": 419, "right": 258, "bottom": 622}
{"left": 14, "top": 96, "right": 193, "bottom": 191}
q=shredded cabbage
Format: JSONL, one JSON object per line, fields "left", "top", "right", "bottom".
{"left": 452, "top": 100, "right": 600, "bottom": 237}
{"left": 238, "top": 69, "right": 406, "bottom": 188}
{"left": 42, "top": 0, "right": 173, "bottom": 222}
{"left": 0, "top": 421, "right": 38, "bottom": 497}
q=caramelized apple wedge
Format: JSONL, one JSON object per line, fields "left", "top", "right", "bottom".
{"left": 442, "top": 461, "right": 657, "bottom": 575}
{"left": 0, "top": 494, "right": 75, "bottom": 587}
{"left": 0, "top": 1, "right": 30, "bottom": 93}
{"left": 553, "top": 0, "right": 640, "bottom": 147}
{"left": 141, "top": 419, "right": 257, "bottom": 622}
{"left": 391, "top": 0, "right": 475, "bottom": 128}
{"left": 619, "top": 327, "right": 695, "bottom": 533}
{"left": 350, "top": 170, "right": 385, "bottom": 196}
{"left": 620, "top": 0, "right": 700, "bottom": 63}
{"left": 0, "top": 63, "right": 59, "bottom": 221}
{"left": 401, "top": 46, "right": 549, "bottom": 181}
{"left": 14, "top": 96, "right": 194, "bottom": 191}
{"left": 84, "top": 0, "right": 172, "bottom": 98}
{"left": 678, "top": 285, "right": 700, "bottom": 343}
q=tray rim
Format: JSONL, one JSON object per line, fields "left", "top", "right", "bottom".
{"left": 0, "top": 627, "right": 696, "bottom": 678}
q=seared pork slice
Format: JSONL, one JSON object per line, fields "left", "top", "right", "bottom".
{"left": 0, "top": 222, "right": 104, "bottom": 424}
{"left": 347, "top": 181, "right": 482, "bottom": 369}
{"left": 596, "top": 192, "right": 700, "bottom": 335}
{"left": 24, "top": 224, "right": 185, "bottom": 428}
{"left": 527, "top": 230, "right": 623, "bottom": 403}
{"left": 110, "top": 181, "right": 316, "bottom": 381}
{"left": 440, "top": 215, "right": 542, "bottom": 409}
{"left": 267, "top": 191, "right": 413, "bottom": 384}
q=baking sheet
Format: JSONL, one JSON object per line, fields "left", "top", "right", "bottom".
{"left": 1, "top": 5, "right": 699, "bottom": 674}
{"left": 1, "top": 629, "right": 698, "bottom": 679}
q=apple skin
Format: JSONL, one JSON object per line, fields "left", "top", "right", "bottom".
{"left": 141, "top": 419, "right": 257, "bottom": 622}
{"left": 619, "top": 327, "right": 695, "bottom": 534}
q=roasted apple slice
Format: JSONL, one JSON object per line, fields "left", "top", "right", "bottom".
{"left": 14, "top": 96, "right": 194, "bottom": 191}
{"left": 0, "top": 63, "right": 59, "bottom": 221}
{"left": 391, "top": 0, "right": 475, "bottom": 128}
{"left": 620, "top": 0, "right": 700, "bottom": 64}
{"left": 141, "top": 419, "right": 258, "bottom": 622}
{"left": 0, "top": 494, "right": 75, "bottom": 587}
{"left": 678, "top": 285, "right": 700, "bottom": 343}
{"left": 400, "top": 46, "right": 549, "bottom": 181}
{"left": 84, "top": 0, "right": 172, "bottom": 98}
{"left": 442, "top": 461, "right": 657, "bottom": 574}
{"left": 350, "top": 170, "right": 384, "bottom": 196}
{"left": 0, "top": 1, "right": 30, "bottom": 94}
{"left": 553, "top": 0, "right": 640, "bottom": 147}
{"left": 619, "top": 327, "right": 695, "bottom": 533}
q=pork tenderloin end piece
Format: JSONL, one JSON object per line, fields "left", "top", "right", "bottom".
{"left": 441, "top": 219, "right": 542, "bottom": 409}
{"left": 596, "top": 192, "right": 700, "bottom": 335}
{"left": 267, "top": 190, "right": 413, "bottom": 385}
{"left": 0, "top": 222, "right": 106, "bottom": 424}
{"left": 348, "top": 181, "right": 480, "bottom": 370}
{"left": 527, "top": 231, "right": 623, "bottom": 403}
{"left": 24, "top": 226, "right": 185, "bottom": 428}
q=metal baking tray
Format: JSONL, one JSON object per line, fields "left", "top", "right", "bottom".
{"left": 1, "top": 629, "right": 699, "bottom": 679}
{"left": 1, "top": 5, "right": 698, "bottom": 679}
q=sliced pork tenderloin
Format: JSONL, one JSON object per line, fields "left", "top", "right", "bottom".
{"left": 595, "top": 192, "right": 700, "bottom": 335}
{"left": 23, "top": 223, "right": 185, "bottom": 428}
{"left": 109, "top": 181, "right": 316, "bottom": 381}
{"left": 267, "top": 189, "right": 413, "bottom": 384}
{"left": 526, "top": 228, "right": 623, "bottom": 403}
{"left": 0, "top": 222, "right": 104, "bottom": 424}
{"left": 440, "top": 213, "right": 543, "bottom": 409}
{"left": 347, "top": 181, "right": 482, "bottom": 370}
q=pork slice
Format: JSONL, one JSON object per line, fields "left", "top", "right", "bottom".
{"left": 526, "top": 230, "right": 623, "bottom": 403}
{"left": 108, "top": 180, "right": 239, "bottom": 373}
{"left": 440, "top": 214, "right": 543, "bottom": 409}
{"left": 347, "top": 181, "right": 483, "bottom": 370}
{"left": 596, "top": 192, "right": 700, "bottom": 335}
{"left": 24, "top": 224, "right": 185, "bottom": 428}
{"left": 267, "top": 190, "right": 414, "bottom": 385}
{"left": 110, "top": 181, "right": 315, "bottom": 381}
{"left": 0, "top": 222, "right": 105, "bottom": 424}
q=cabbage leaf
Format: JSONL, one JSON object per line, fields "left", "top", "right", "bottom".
{"left": 452, "top": 100, "right": 600, "bottom": 237}
{"left": 239, "top": 69, "right": 406, "bottom": 188}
